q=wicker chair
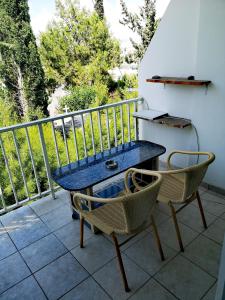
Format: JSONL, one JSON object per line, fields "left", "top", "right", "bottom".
{"left": 72, "top": 169, "right": 164, "bottom": 292}
{"left": 154, "top": 151, "right": 215, "bottom": 252}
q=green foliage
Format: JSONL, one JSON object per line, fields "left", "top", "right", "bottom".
{"left": 59, "top": 86, "right": 97, "bottom": 112}
{"left": 94, "top": 0, "right": 104, "bottom": 19}
{"left": 39, "top": 0, "right": 121, "bottom": 91}
{"left": 120, "top": 0, "right": 157, "bottom": 62}
{"left": 0, "top": 0, "right": 48, "bottom": 117}
{"left": 0, "top": 94, "right": 137, "bottom": 208}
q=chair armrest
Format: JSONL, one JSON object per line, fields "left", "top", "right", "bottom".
{"left": 124, "top": 168, "right": 162, "bottom": 192}
{"left": 167, "top": 150, "right": 215, "bottom": 170}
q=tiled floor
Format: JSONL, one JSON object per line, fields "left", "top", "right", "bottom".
{"left": 0, "top": 186, "right": 224, "bottom": 300}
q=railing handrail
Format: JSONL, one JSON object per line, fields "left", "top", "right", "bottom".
{"left": 0, "top": 97, "right": 142, "bottom": 214}
{"left": 0, "top": 97, "right": 143, "bottom": 133}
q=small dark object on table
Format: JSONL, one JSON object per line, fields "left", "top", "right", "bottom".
{"left": 105, "top": 159, "right": 118, "bottom": 170}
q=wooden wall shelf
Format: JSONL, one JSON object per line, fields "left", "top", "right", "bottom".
{"left": 146, "top": 77, "right": 211, "bottom": 86}
{"left": 133, "top": 109, "right": 191, "bottom": 129}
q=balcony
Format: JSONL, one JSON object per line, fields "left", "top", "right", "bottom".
{"left": 0, "top": 98, "right": 223, "bottom": 299}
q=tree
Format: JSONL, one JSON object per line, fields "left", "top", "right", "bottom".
{"left": 0, "top": 0, "right": 48, "bottom": 118}
{"left": 94, "top": 0, "right": 104, "bottom": 19}
{"left": 120, "top": 0, "right": 157, "bottom": 62}
{"left": 39, "top": 0, "right": 121, "bottom": 92}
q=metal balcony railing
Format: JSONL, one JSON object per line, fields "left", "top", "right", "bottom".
{"left": 0, "top": 98, "right": 143, "bottom": 214}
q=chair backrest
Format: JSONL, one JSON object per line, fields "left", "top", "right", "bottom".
{"left": 121, "top": 170, "right": 162, "bottom": 234}
{"left": 182, "top": 152, "right": 215, "bottom": 200}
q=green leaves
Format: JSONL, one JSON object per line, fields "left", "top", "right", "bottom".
{"left": 94, "top": 0, "right": 104, "bottom": 20}
{"left": 39, "top": 0, "right": 121, "bottom": 91}
{"left": 120, "top": 0, "right": 158, "bottom": 62}
{"left": 0, "top": 0, "right": 48, "bottom": 118}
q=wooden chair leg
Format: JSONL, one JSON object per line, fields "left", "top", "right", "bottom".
{"left": 151, "top": 215, "right": 165, "bottom": 261}
{"left": 111, "top": 233, "right": 130, "bottom": 292}
{"left": 196, "top": 191, "right": 207, "bottom": 229}
{"left": 169, "top": 203, "right": 184, "bottom": 252}
{"left": 80, "top": 216, "right": 84, "bottom": 248}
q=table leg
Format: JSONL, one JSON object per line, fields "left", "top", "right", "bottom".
{"left": 86, "top": 187, "right": 99, "bottom": 233}
{"left": 70, "top": 191, "right": 79, "bottom": 219}
{"left": 70, "top": 188, "right": 98, "bottom": 233}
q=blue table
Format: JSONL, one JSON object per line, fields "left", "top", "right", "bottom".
{"left": 52, "top": 140, "right": 166, "bottom": 231}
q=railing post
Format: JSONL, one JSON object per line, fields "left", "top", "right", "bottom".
{"left": 38, "top": 124, "right": 55, "bottom": 199}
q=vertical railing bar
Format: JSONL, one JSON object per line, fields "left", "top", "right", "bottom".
{"left": 120, "top": 105, "right": 124, "bottom": 145}
{"left": 61, "top": 118, "right": 70, "bottom": 164}
{"left": 0, "top": 135, "right": 19, "bottom": 205}
{"left": 0, "top": 184, "right": 7, "bottom": 211}
{"left": 71, "top": 116, "right": 79, "bottom": 161}
{"left": 106, "top": 109, "right": 111, "bottom": 149}
{"left": 134, "top": 102, "right": 138, "bottom": 140}
{"left": 81, "top": 114, "right": 87, "bottom": 157}
{"left": 38, "top": 124, "right": 55, "bottom": 199}
{"left": 127, "top": 103, "right": 131, "bottom": 142}
{"left": 89, "top": 112, "right": 96, "bottom": 155}
{"left": 51, "top": 122, "right": 61, "bottom": 167}
{"left": 12, "top": 130, "right": 30, "bottom": 200}
{"left": 113, "top": 107, "right": 117, "bottom": 147}
{"left": 25, "top": 127, "right": 41, "bottom": 197}
{"left": 97, "top": 111, "right": 103, "bottom": 152}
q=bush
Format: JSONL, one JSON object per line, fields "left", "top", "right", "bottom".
{"left": 59, "top": 85, "right": 96, "bottom": 112}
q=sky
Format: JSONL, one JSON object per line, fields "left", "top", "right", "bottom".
{"left": 28, "top": 0, "right": 171, "bottom": 51}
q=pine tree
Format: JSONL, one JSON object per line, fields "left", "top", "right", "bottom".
{"left": 120, "top": 0, "right": 157, "bottom": 62}
{"left": 0, "top": 0, "right": 48, "bottom": 118}
{"left": 94, "top": 0, "right": 104, "bottom": 19}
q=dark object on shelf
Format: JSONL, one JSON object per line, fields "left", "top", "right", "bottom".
{"left": 152, "top": 75, "right": 161, "bottom": 79}
{"left": 146, "top": 76, "right": 211, "bottom": 86}
{"left": 153, "top": 116, "right": 191, "bottom": 129}
{"left": 105, "top": 159, "right": 118, "bottom": 170}
{"left": 187, "top": 75, "right": 195, "bottom": 80}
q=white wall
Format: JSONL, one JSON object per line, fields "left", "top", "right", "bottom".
{"left": 139, "top": 0, "right": 225, "bottom": 189}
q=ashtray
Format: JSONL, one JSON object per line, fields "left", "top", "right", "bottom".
{"left": 105, "top": 159, "right": 118, "bottom": 170}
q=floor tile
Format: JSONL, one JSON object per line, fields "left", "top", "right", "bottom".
{"left": 0, "top": 276, "right": 46, "bottom": 300}
{"left": 35, "top": 252, "right": 89, "bottom": 300}
{"left": 182, "top": 235, "right": 221, "bottom": 277}
{"left": 0, "top": 206, "right": 37, "bottom": 226}
{"left": 199, "top": 186, "right": 209, "bottom": 194}
{"left": 129, "top": 278, "right": 177, "bottom": 300}
{"left": 202, "top": 284, "right": 217, "bottom": 300}
{"left": 8, "top": 220, "right": 50, "bottom": 250}
{"left": 40, "top": 204, "right": 72, "bottom": 232}
{"left": 201, "top": 191, "right": 225, "bottom": 205}
{"left": 54, "top": 220, "right": 92, "bottom": 250}
{"left": 61, "top": 277, "right": 110, "bottom": 300}
{"left": 93, "top": 254, "right": 150, "bottom": 300}
{"left": 0, "top": 221, "right": 5, "bottom": 236}
{"left": 104, "top": 231, "right": 148, "bottom": 251}
{"left": 30, "top": 190, "right": 70, "bottom": 217}
{"left": 1, "top": 206, "right": 50, "bottom": 250}
{"left": 155, "top": 202, "right": 171, "bottom": 216}
{"left": 193, "top": 193, "right": 225, "bottom": 217}
{"left": 0, "top": 252, "right": 31, "bottom": 294}
{"left": 125, "top": 233, "right": 177, "bottom": 275}
{"left": 71, "top": 234, "right": 115, "bottom": 274}
{"left": 20, "top": 234, "right": 67, "bottom": 272}
{"left": 177, "top": 204, "right": 217, "bottom": 233}
{"left": 152, "top": 209, "right": 170, "bottom": 227}
{"left": 155, "top": 255, "right": 215, "bottom": 300}
{"left": 157, "top": 218, "right": 199, "bottom": 251}
{"left": 203, "top": 218, "right": 225, "bottom": 245}
{"left": 0, "top": 233, "right": 17, "bottom": 261}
